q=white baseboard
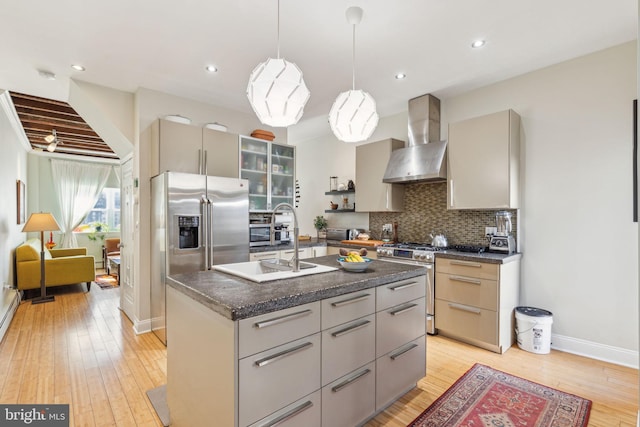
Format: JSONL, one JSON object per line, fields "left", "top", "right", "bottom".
{"left": 551, "top": 333, "right": 638, "bottom": 369}
{"left": 0, "top": 289, "right": 20, "bottom": 344}
{"left": 134, "top": 318, "right": 152, "bottom": 335}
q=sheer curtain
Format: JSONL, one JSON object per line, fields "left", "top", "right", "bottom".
{"left": 51, "top": 159, "right": 112, "bottom": 248}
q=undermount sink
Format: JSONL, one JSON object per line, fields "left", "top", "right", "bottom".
{"left": 213, "top": 259, "right": 338, "bottom": 283}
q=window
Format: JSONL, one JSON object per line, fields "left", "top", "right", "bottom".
{"left": 75, "top": 187, "right": 121, "bottom": 232}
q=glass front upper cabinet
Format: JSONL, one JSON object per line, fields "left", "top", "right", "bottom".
{"left": 240, "top": 136, "right": 295, "bottom": 212}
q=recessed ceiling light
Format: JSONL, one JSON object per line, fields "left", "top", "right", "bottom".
{"left": 205, "top": 65, "right": 218, "bottom": 73}
{"left": 471, "top": 39, "right": 486, "bottom": 48}
{"left": 71, "top": 64, "right": 86, "bottom": 71}
{"left": 395, "top": 73, "right": 407, "bottom": 80}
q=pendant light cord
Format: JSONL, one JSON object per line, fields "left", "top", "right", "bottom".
{"left": 351, "top": 22, "right": 356, "bottom": 90}
{"left": 277, "top": 0, "right": 281, "bottom": 59}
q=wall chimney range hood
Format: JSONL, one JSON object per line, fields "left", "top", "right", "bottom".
{"left": 382, "top": 94, "right": 447, "bottom": 183}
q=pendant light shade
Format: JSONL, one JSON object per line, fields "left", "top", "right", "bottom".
{"left": 246, "top": 0, "right": 310, "bottom": 127}
{"left": 329, "top": 89, "right": 378, "bottom": 143}
{"left": 247, "top": 58, "right": 310, "bottom": 127}
{"left": 329, "top": 6, "right": 378, "bottom": 143}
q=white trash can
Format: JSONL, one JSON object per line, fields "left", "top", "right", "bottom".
{"left": 515, "top": 306, "right": 553, "bottom": 354}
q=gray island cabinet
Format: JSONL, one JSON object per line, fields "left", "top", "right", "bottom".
{"left": 165, "top": 255, "right": 427, "bottom": 427}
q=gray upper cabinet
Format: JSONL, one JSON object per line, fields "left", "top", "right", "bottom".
{"left": 355, "top": 139, "right": 405, "bottom": 212}
{"left": 153, "top": 119, "right": 239, "bottom": 178}
{"left": 202, "top": 127, "right": 239, "bottom": 178}
{"left": 447, "top": 110, "right": 520, "bottom": 209}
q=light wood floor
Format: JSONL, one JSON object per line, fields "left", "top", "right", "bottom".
{"left": 0, "top": 284, "right": 637, "bottom": 427}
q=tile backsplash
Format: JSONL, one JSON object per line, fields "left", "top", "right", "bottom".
{"left": 369, "top": 182, "right": 517, "bottom": 247}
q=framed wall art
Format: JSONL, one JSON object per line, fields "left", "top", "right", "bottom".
{"left": 16, "top": 179, "right": 25, "bottom": 224}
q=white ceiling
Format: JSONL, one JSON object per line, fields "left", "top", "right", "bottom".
{"left": 0, "top": 0, "right": 636, "bottom": 123}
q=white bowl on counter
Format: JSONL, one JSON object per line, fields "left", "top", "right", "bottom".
{"left": 337, "top": 257, "right": 373, "bottom": 272}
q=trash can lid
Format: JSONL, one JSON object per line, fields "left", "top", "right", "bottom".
{"left": 516, "top": 306, "right": 553, "bottom": 317}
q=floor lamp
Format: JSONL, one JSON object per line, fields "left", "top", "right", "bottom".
{"left": 22, "top": 212, "right": 61, "bottom": 304}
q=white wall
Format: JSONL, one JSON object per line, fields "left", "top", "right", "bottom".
{"left": 0, "top": 91, "right": 28, "bottom": 288}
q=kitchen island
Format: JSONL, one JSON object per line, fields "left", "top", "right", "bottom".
{"left": 165, "top": 255, "right": 427, "bottom": 427}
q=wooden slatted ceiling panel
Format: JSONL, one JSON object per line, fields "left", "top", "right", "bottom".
{"left": 10, "top": 91, "right": 117, "bottom": 159}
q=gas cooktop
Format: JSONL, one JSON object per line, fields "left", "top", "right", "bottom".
{"left": 380, "top": 242, "right": 448, "bottom": 251}
{"left": 380, "top": 242, "right": 488, "bottom": 253}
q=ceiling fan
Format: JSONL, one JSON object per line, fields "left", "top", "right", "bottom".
{"left": 44, "top": 129, "right": 63, "bottom": 152}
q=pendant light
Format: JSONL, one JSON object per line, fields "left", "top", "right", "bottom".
{"left": 246, "top": 0, "right": 310, "bottom": 127}
{"left": 329, "top": 6, "right": 379, "bottom": 143}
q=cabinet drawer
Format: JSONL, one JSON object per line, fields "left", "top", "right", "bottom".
{"left": 239, "top": 333, "right": 321, "bottom": 427}
{"left": 435, "top": 299, "right": 498, "bottom": 345}
{"left": 376, "top": 276, "right": 426, "bottom": 311}
{"left": 322, "top": 314, "right": 375, "bottom": 386}
{"left": 321, "top": 290, "right": 375, "bottom": 330}
{"left": 376, "top": 297, "right": 426, "bottom": 358}
{"left": 376, "top": 336, "right": 426, "bottom": 411}
{"left": 321, "top": 362, "right": 376, "bottom": 427}
{"left": 248, "top": 390, "right": 321, "bottom": 427}
{"left": 436, "top": 258, "right": 498, "bottom": 280}
{"left": 239, "top": 301, "right": 321, "bottom": 358}
{"left": 436, "top": 272, "right": 498, "bottom": 311}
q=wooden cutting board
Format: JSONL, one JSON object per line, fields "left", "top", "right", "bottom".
{"left": 340, "top": 240, "right": 385, "bottom": 247}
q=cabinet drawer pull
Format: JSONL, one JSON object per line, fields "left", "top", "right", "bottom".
{"left": 254, "top": 342, "right": 313, "bottom": 367}
{"left": 388, "top": 281, "right": 418, "bottom": 291}
{"left": 389, "top": 303, "right": 418, "bottom": 316}
{"left": 331, "top": 319, "right": 371, "bottom": 337}
{"left": 450, "top": 260, "right": 482, "bottom": 268}
{"left": 254, "top": 252, "right": 279, "bottom": 260}
{"left": 448, "top": 303, "right": 481, "bottom": 315}
{"left": 258, "top": 400, "right": 314, "bottom": 427}
{"left": 331, "top": 293, "right": 371, "bottom": 307}
{"left": 450, "top": 275, "right": 482, "bottom": 285}
{"left": 254, "top": 309, "right": 312, "bottom": 329}
{"left": 331, "top": 368, "right": 371, "bottom": 393}
{"left": 390, "top": 343, "right": 419, "bottom": 360}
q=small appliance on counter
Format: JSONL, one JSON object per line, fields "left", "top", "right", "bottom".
{"left": 489, "top": 211, "right": 516, "bottom": 253}
{"left": 326, "top": 228, "right": 350, "bottom": 241}
{"left": 381, "top": 224, "right": 393, "bottom": 242}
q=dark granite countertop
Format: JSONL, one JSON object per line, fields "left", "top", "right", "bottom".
{"left": 250, "top": 238, "right": 326, "bottom": 253}
{"left": 435, "top": 250, "right": 522, "bottom": 264}
{"left": 167, "top": 255, "right": 427, "bottom": 321}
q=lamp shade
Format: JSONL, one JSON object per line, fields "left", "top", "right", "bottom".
{"left": 247, "top": 58, "right": 310, "bottom": 127}
{"left": 329, "top": 89, "right": 379, "bottom": 143}
{"left": 22, "top": 212, "right": 61, "bottom": 232}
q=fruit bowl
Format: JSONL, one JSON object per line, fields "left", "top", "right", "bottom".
{"left": 337, "top": 257, "right": 373, "bottom": 272}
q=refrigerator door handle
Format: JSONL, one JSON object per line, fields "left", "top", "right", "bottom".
{"left": 201, "top": 195, "right": 209, "bottom": 270}
{"left": 207, "top": 198, "right": 214, "bottom": 269}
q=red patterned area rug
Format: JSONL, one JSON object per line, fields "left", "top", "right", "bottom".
{"left": 95, "top": 274, "right": 118, "bottom": 289}
{"left": 409, "top": 363, "right": 591, "bottom": 427}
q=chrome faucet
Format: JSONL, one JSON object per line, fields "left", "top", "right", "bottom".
{"left": 271, "top": 203, "right": 300, "bottom": 272}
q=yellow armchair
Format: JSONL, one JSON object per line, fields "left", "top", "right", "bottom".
{"left": 16, "top": 238, "right": 95, "bottom": 291}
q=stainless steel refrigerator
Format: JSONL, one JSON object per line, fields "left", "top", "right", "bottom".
{"left": 150, "top": 171, "right": 249, "bottom": 345}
